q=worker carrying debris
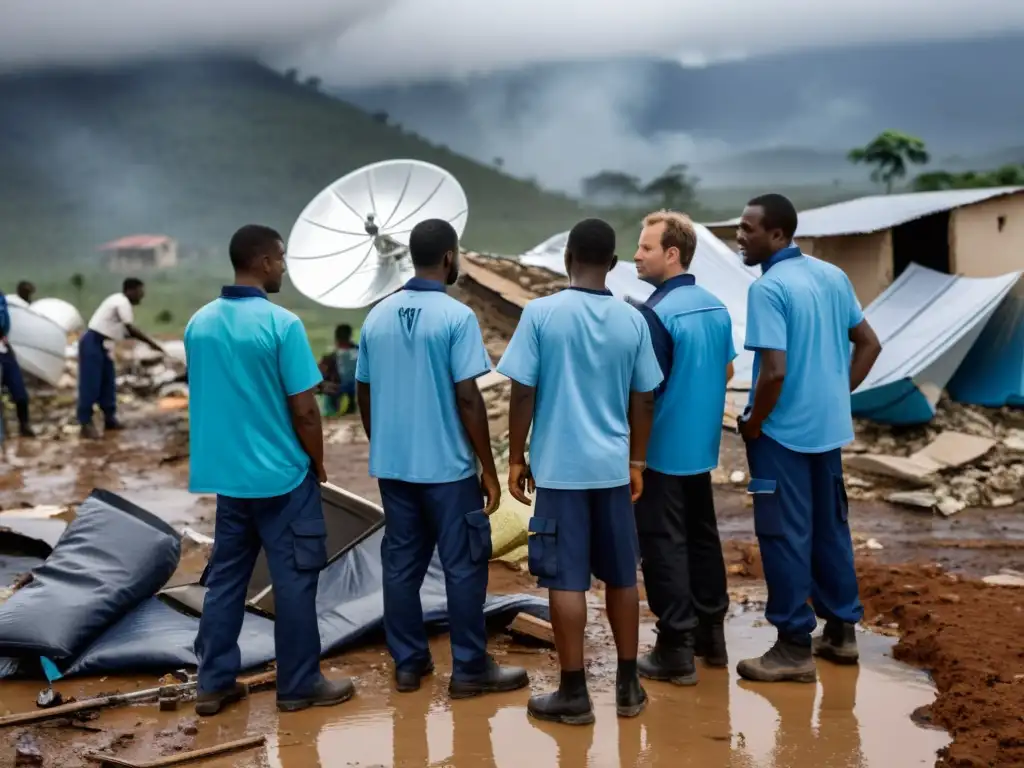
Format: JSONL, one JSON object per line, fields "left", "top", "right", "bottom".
{"left": 631, "top": 210, "right": 734, "bottom": 684}
{"left": 355, "top": 218, "right": 528, "bottom": 699}
{"left": 184, "top": 224, "right": 354, "bottom": 715}
{"left": 498, "top": 218, "right": 663, "bottom": 726}
{"left": 735, "top": 193, "right": 882, "bottom": 683}
{"left": 78, "top": 277, "right": 164, "bottom": 439}
{"left": 0, "top": 286, "right": 35, "bottom": 437}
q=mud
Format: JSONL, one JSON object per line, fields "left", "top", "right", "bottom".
{"left": 2, "top": 403, "right": 1023, "bottom": 768}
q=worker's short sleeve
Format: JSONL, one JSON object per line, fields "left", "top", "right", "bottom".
{"left": 725, "top": 312, "right": 738, "bottom": 362}
{"left": 278, "top": 317, "right": 323, "bottom": 396}
{"left": 744, "top": 281, "right": 788, "bottom": 352}
{"left": 844, "top": 275, "right": 865, "bottom": 329}
{"left": 450, "top": 311, "right": 492, "bottom": 383}
{"left": 355, "top": 330, "right": 370, "bottom": 383}
{"left": 496, "top": 304, "right": 541, "bottom": 387}
{"left": 631, "top": 317, "right": 665, "bottom": 393}
{"left": 114, "top": 294, "right": 134, "bottom": 326}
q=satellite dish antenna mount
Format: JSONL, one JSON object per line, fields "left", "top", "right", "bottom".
{"left": 286, "top": 159, "right": 468, "bottom": 309}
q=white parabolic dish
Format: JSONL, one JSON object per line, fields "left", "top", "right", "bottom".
{"left": 286, "top": 159, "right": 469, "bottom": 308}
{"left": 6, "top": 304, "right": 67, "bottom": 387}
{"left": 31, "top": 298, "right": 85, "bottom": 334}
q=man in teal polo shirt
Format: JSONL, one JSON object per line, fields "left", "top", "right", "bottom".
{"left": 185, "top": 224, "right": 355, "bottom": 715}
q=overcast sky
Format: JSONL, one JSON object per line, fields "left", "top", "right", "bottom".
{"left": 3, "top": 0, "right": 1024, "bottom": 85}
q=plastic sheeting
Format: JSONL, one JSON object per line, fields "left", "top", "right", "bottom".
{"left": 520, "top": 225, "right": 756, "bottom": 388}
{"left": 30, "top": 298, "right": 85, "bottom": 334}
{"left": 0, "top": 490, "right": 547, "bottom": 678}
{"left": 0, "top": 491, "right": 180, "bottom": 663}
{"left": 947, "top": 279, "right": 1024, "bottom": 407}
{"left": 852, "top": 264, "right": 1022, "bottom": 424}
{"left": 6, "top": 303, "right": 67, "bottom": 387}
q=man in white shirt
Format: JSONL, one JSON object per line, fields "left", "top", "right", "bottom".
{"left": 78, "top": 277, "right": 163, "bottom": 439}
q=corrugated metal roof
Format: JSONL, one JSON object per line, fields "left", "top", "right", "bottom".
{"left": 98, "top": 234, "right": 172, "bottom": 251}
{"left": 703, "top": 186, "right": 1024, "bottom": 238}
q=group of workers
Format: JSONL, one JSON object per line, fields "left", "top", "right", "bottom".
{"left": 184, "top": 192, "right": 882, "bottom": 725}
{"left": 0, "top": 277, "right": 164, "bottom": 442}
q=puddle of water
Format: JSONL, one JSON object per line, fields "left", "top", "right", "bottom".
{"left": 114, "top": 487, "right": 214, "bottom": 526}
{"left": 0, "top": 613, "right": 948, "bottom": 767}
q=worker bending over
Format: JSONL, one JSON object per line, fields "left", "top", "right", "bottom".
{"left": 736, "top": 194, "right": 882, "bottom": 682}
{"left": 78, "top": 278, "right": 163, "bottom": 438}
{"left": 632, "top": 211, "right": 735, "bottom": 684}
{"left": 498, "top": 218, "right": 663, "bottom": 725}
{"left": 356, "top": 218, "right": 528, "bottom": 699}
{"left": 186, "top": 225, "right": 354, "bottom": 714}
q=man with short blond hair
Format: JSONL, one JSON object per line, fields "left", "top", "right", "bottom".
{"left": 632, "top": 210, "right": 736, "bottom": 686}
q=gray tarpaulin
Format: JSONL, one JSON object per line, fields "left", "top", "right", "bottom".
{"left": 0, "top": 490, "right": 548, "bottom": 678}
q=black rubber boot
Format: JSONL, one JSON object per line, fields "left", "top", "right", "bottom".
{"left": 637, "top": 636, "right": 698, "bottom": 686}
{"left": 813, "top": 621, "right": 860, "bottom": 665}
{"left": 15, "top": 402, "right": 34, "bottom": 438}
{"left": 737, "top": 637, "right": 817, "bottom": 683}
{"left": 104, "top": 419, "right": 124, "bottom": 432}
{"left": 395, "top": 659, "right": 435, "bottom": 693}
{"left": 527, "top": 671, "right": 594, "bottom": 726}
{"left": 277, "top": 675, "right": 355, "bottom": 712}
{"left": 448, "top": 656, "right": 529, "bottom": 699}
{"left": 695, "top": 619, "right": 729, "bottom": 668}
{"left": 195, "top": 681, "right": 249, "bottom": 716}
{"left": 615, "top": 670, "right": 648, "bottom": 718}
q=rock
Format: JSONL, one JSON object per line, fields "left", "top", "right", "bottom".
{"left": 15, "top": 734, "right": 43, "bottom": 766}
{"left": 986, "top": 467, "right": 1021, "bottom": 494}
{"left": 938, "top": 593, "right": 961, "bottom": 604}
{"left": 865, "top": 538, "right": 884, "bottom": 550}
{"left": 982, "top": 573, "right": 1024, "bottom": 587}
{"left": 1003, "top": 430, "right": 1024, "bottom": 452}
{"left": 937, "top": 497, "right": 966, "bottom": 517}
{"left": 846, "top": 475, "right": 874, "bottom": 489}
{"left": 989, "top": 495, "right": 1015, "bottom": 508}
{"left": 886, "top": 490, "right": 938, "bottom": 510}
{"left": 729, "top": 470, "right": 746, "bottom": 485}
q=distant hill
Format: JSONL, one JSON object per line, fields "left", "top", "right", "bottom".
{"left": 0, "top": 59, "right": 589, "bottom": 267}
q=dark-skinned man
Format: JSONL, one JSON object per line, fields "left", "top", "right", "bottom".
{"left": 78, "top": 277, "right": 164, "bottom": 438}
{"left": 355, "top": 218, "right": 528, "bottom": 700}
{"left": 498, "top": 218, "right": 663, "bottom": 725}
{"left": 735, "top": 194, "right": 882, "bottom": 683}
{"left": 0, "top": 286, "right": 35, "bottom": 437}
{"left": 186, "top": 224, "right": 354, "bottom": 715}
{"left": 632, "top": 210, "right": 735, "bottom": 685}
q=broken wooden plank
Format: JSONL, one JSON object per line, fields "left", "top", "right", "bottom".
{"left": 508, "top": 613, "right": 555, "bottom": 646}
{"left": 86, "top": 735, "right": 266, "bottom": 767}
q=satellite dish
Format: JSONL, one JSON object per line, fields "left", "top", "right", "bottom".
{"left": 286, "top": 159, "right": 469, "bottom": 308}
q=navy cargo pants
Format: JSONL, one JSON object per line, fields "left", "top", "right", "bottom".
{"left": 378, "top": 475, "right": 492, "bottom": 680}
{"left": 77, "top": 330, "right": 117, "bottom": 426}
{"left": 195, "top": 471, "right": 327, "bottom": 699}
{"left": 745, "top": 434, "right": 863, "bottom": 645}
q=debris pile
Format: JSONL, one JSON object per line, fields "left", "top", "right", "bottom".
{"left": 844, "top": 399, "right": 1024, "bottom": 512}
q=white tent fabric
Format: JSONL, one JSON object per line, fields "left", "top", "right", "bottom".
{"left": 852, "top": 263, "right": 1022, "bottom": 423}
{"left": 30, "top": 298, "right": 85, "bottom": 334}
{"left": 519, "top": 224, "right": 756, "bottom": 387}
{"left": 6, "top": 304, "right": 68, "bottom": 387}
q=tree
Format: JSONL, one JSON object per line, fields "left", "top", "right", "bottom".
{"left": 848, "top": 130, "right": 930, "bottom": 194}
{"left": 304, "top": 76, "right": 321, "bottom": 91}
{"left": 581, "top": 171, "right": 642, "bottom": 201}
{"left": 642, "top": 164, "right": 699, "bottom": 210}
{"left": 912, "top": 164, "right": 1024, "bottom": 192}
{"left": 371, "top": 111, "right": 389, "bottom": 125}
{"left": 69, "top": 273, "right": 84, "bottom": 307}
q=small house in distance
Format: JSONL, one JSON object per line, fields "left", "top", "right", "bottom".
{"left": 705, "top": 187, "right": 1024, "bottom": 304}
{"left": 99, "top": 235, "right": 178, "bottom": 272}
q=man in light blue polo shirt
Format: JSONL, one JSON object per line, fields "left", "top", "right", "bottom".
{"left": 185, "top": 224, "right": 355, "bottom": 715}
{"left": 499, "top": 218, "right": 663, "bottom": 726}
{"left": 355, "top": 218, "right": 528, "bottom": 699}
{"left": 735, "top": 194, "right": 882, "bottom": 683}
{"left": 632, "top": 210, "right": 735, "bottom": 686}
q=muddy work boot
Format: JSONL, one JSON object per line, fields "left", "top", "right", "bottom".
{"left": 277, "top": 675, "right": 355, "bottom": 713}
{"left": 695, "top": 620, "right": 729, "bottom": 668}
{"left": 737, "top": 637, "right": 817, "bottom": 683}
{"left": 813, "top": 621, "right": 860, "bottom": 665}
{"left": 448, "top": 656, "right": 529, "bottom": 699}
{"left": 615, "top": 665, "right": 648, "bottom": 718}
{"left": 80, "top": 423, "right": 101, "bottom": 440}
{"left": 195, "top": 681, "right": 249, "bottom": 716}
{"left": 104, "top": 420, "right": 124, "bottom": 432}
{"left": 527, "top": 670, "right": 595, "bottom": 726}
{"left": 637, "top": 637, "right": 698, "bottom": 686}
{"left": 395, "top": 659, "right": 435, "bottom": 693}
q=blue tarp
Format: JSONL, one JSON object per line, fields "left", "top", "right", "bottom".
{"left": 948, "top": 284, "right": 1024, "bottom": 407}
{"left": 0, "top": 490, "right": 548, "bottom": 678}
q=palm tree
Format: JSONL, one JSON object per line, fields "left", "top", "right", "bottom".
{"left": 848, "top": 131, "right": 930, "bottom": 194}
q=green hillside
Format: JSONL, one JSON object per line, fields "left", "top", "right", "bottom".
{"left": 0, "top": 58, "right": 589, "bottom": 269}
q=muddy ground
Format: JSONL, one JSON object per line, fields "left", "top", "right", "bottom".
{"left": 1, "top": 400, "right": 1022, "bottom": 768}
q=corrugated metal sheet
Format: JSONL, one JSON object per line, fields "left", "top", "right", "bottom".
{"left": 947, "top": 280, "right": 1024, "bottom": 407}
{"left": 704, "top": 187, "right": 1024, "bottom": 238}
{"left": 98, "top": 234, "right": 172, "bottom": 251}
{"left": 851, "top": 263, "right": 1021, "bottom": 424}
{"left": 519, "top": 224, "right": 757, "bottom": 388}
